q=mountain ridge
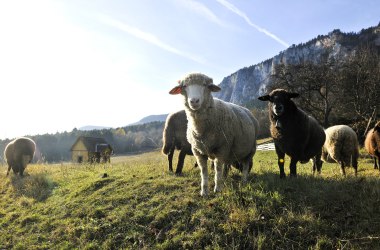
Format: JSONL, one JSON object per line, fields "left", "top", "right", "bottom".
{"left": 127, "top": 114, "right": 168, "bottom": 126}
{"left": 214, "top": 23, "right": 380, "bottom": 106}
{"left": 77, "top": 114, "right": 168, "bottom": 132}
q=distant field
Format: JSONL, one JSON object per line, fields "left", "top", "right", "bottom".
{"left": 0, "top": 149, "right": 379, "bottom": 249}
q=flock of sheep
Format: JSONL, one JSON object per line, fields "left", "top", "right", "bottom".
{"left": 163, "top": 72, "right": 380, "bottom": 196}
{"left": 3, "top": 72, "right": 380, "bottom": 197}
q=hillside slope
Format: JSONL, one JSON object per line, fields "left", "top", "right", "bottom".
{"left": 1, "top": 150, "right": 379, "bottom": 249}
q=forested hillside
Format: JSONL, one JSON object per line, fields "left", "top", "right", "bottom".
{"left": 0, "top": 122, "right": 164, "bottom": 163}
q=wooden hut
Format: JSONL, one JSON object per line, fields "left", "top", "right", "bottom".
{"left": 70, "top": 136, "right": 113, "bottom": 163}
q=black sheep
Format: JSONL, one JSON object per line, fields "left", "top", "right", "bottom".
{"left": 162, "top": 110, "right": 196, "bottom": 175}
{"left": 258, "top": 89, "right": 326, "bottom": 178}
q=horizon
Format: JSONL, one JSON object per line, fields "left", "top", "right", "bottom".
{"left": 0, "top": 0, "right": 379, "bottom": 140}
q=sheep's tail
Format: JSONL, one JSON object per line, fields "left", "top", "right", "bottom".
{"left": 162, "top": 116, "right": 175, "bottom": 155}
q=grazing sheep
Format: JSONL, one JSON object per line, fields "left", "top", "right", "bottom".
{"left": 364, "top": 121, "right": 380, "bottom": 170}
{"left": 322, "top": 125, "right": 359, "bottom": 176}
{"left": 162, "top": 110, "right": 197, "bottom": 175}
{"left": 4, "top": 137, "right": 36, "bottom": 176}
{"left": 169, "top": 73, "right": 259, "bottom": 196}
{"left": 258, "top": 89, "right": 325, "bottom": 178}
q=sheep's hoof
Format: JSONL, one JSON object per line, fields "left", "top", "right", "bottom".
{"left": 289, "top": 174, "right": 297, "bottom": 178}
{"left": 175, "top": 172, "right": 183, "bottom": 176}
{"left": 280, "top": 174, "right": 286, "bottom": 179}
{"left": 200, "top": 190, "right": 209, "bottom": 197}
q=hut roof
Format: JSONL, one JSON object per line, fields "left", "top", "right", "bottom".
{"left": 70, "top": 136, "right": 112, "bottom": 152}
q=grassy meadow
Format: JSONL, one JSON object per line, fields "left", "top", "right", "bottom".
{"left": 0, "top": 148, "right": 380, "bottom": 249}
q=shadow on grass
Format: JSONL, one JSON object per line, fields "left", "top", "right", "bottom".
{"left": 224, "top": 171, "right": 380, "bottom": 248}
{"left": 10, "top": 173, "right": 57, "bottom": 202}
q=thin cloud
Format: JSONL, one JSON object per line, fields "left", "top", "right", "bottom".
{"left": 178, "top": 0, "right": 229, "bottom": 28}
{"left": 215, "top": 0, "right": 289, "bottom": 48}
{"left": 98, "top": 15, "right": 206, "bottom": 64}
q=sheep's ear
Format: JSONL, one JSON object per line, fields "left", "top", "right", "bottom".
{"left": 208, "top": 84, "right": 221, "bottom": 92}
{"left": 258, "top": 95, "right": 270, "bottom": 101}
{"left": 374, "top": 124, "right": 380, "bottom": 132}
{"left": 288, "top": 92, "right": 299, "bottom": 99}
{"left": 169, "top": 86, "right": 182, "bottom": 95}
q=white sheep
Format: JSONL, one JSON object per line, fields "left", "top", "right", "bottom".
{"left": 169, "top": 73, "right": 258, "bottom": 196}
{"left": 321, "top": 125, "right": 359, "bottom": 176}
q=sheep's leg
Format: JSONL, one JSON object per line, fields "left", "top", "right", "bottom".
{"left": 13, "top": 163, "right": 22, "bottom": 176}
{"left": 312, "top": 151, "right": 323, "bottom": 174}
{"left": 248, "top": 158, "right": 253, "bottom": 173}
{"left": 20, "top": 167, "right": 25, "bottom": 177}
{"left": 353, "top": 158, "right": 358, "bottom": 176}
{"left": 275, "top": 144, "right": 286, "bottom": 178}
{"left": 311, "top": 158, "right": 317, "bottom": 175}
{"left": 175, "top": 150, "right": 187, "bottom": 175}
{"left": 241, "top": 161, "right": 250, "bottom": 183}
{"left": 339, "top": 161, "right": 346, "bottom": 176}
{"left": 223, "top": 163, "right": 229, "bottom": 178}
{"left": 196, "top": 154, "right": 209, "bottom": 196}
{"left": 214, "top": 159, "right": 224, "bottom": 193}
{"left": 289, "top": 158, "right": 298, "bottom": 177}
{"left": 6, "top": 164, "right": 11, "bottom": 176}
{"left": 374, "top": 155, "right": 379, "bottom": 170}
{"left": 168, "top": 148, "right": 174, "bottom": 172}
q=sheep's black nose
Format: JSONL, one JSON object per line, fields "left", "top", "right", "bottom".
{"left": 190, "top": 98, "right": 200, "bottom": 105}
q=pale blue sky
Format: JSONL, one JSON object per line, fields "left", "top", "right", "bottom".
{"left": 0, "top": 0, "right": 379, "bottom": 139}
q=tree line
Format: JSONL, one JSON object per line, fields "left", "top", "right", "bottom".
{"left": 0, "top": 122, "right": 164, "bottom": 163}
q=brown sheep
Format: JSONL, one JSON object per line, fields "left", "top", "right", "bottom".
{"left": 4, "top": 137, "right": 36, "bottom": 176}
{"left": 364, "top": 121, "right": 380, "bottom": 170}
{"left": 162, "top": 110, "right": 196, "bottom": 175}
{"left": 258, "top": 89, "right": 325, "bottom": 178}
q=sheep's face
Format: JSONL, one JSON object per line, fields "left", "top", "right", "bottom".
{"left": 169, "top": 73, "right": 220, "bottom": 111}
{"left": 258, "top": 89, "right": 299, "bottom": 117}
{"left": 185, "top": 84, "right": 206, "bottom": 110}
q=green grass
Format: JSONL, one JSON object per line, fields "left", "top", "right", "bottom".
{"left": 1, "top": 149, "right": 380, "bottom": 249}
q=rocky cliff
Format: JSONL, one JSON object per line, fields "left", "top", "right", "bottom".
{"left": 214, "top": 23, "right": 380, "bottom": 106}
